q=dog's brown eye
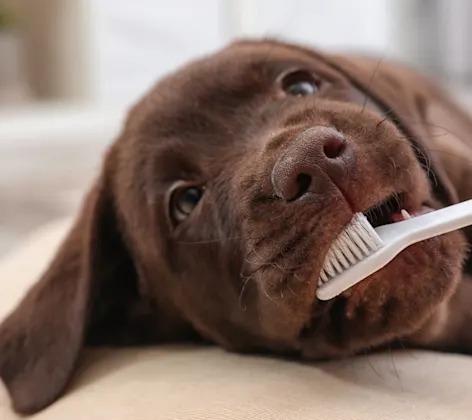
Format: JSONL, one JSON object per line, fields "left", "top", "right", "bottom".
{"left": 281, "top": 70, "right": 319, "bottom": 96}
{"left": 170, "top": 186, "right": 203, "bottom": 223}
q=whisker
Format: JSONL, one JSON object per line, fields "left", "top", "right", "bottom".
{"left": 389, "top": 345, "right": 404, "bottom": 390}
{"left": 360, "top": 53, "right": 387, "bottom": 115}
{"left": 364, "top": 350, "right": 384, "bottom": 379}
{"left": 238, "top": 276, "right": 252, "bottom": 311}
{"left": 177, "top": 236, "right": 243, "bottom": 245}
{"left": 260, "top": 281, "right": 278, "bottom": 305}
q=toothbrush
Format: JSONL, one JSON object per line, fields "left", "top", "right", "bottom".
{"left": 316, "top": 199, "right": 472, "bottom": 301}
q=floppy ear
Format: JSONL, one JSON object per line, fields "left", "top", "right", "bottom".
{"left": 419, "top": 86, "right": 472, "bottom": 203}
{"left": 0, "top": 146, "right": 141, "bottom": 414}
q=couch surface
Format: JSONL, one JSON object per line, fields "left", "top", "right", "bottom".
{"left": 1, "top": 219, "right": 471, "bottom": 419}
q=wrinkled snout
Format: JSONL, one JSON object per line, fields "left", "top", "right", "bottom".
{"left": 271, "top": 126, "right": 356, "bottom": 202}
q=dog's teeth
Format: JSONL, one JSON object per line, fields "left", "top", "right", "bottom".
{"left": 401, "top": 209, "right": 412, "bottom": 220}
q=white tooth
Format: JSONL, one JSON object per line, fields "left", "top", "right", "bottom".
{"left": 401, "top": 209, "right": 412, "bottom": 220}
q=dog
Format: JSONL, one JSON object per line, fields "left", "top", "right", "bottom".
{"left": 2, "top": 39, "right": 472, "bottom": 415}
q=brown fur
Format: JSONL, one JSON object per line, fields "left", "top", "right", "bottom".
{"left": 2, "top": 39, "right": 472, "bottom": 415}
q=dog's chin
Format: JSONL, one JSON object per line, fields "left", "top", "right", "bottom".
{"left": 301, "top": 226, "right": 465, "bottom": 359}
{"left": 296, "top": 183, "right": 467, "bottom": 359}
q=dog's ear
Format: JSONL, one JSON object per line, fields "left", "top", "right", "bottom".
{"left": 419, "top": 87, "right": 472, "bottom": 203}
{"left": 0, "top": 145, "right": 141, "bottom": 414}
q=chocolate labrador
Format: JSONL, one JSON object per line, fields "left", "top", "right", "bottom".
{"left": 2, "top": 39, "right": 472, "bottom": 415}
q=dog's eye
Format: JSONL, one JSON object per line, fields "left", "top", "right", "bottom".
{"left": 281, "top": 70, "right": 319, "bottom": 96}
{"left": 170, "top": 186, "right": 203, "bottom": 223}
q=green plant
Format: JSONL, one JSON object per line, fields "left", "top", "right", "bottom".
{"left": 0, "top": 9, "right": 13, "bottom": 30}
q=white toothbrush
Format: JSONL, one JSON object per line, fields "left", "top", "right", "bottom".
{"left": 316, "top": 199, "right": 472, "bottom": 301}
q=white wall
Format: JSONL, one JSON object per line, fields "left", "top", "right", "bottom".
{"left": 8, "top": 0, "right": 397, "bottom": 106}
{"left": 16, "top": 0, "right": 468, "bottom": 106}
{"left": 1, "top": 0, "right": 396, "bottom": 148}
{"left": 258, "top": 0, "right": 391, "bottom": 52}
{"left": 87, "top": 0, "right": 393, "bottom": 106}
{"left": 91, "top": 0, "right": 224, "bottom": 105}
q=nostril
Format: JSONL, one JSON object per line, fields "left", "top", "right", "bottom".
{"left": 323, "top": 136, "right": 346, "bottom": 159}
{"left": 294, "top": 173, "right": 312, "bottom": 200}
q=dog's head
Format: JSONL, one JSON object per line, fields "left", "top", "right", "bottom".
{"left": 0, "top": 39, "right": 467, "bottom": 414}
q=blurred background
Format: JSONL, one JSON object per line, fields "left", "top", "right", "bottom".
{"left": 1, "top": 0, "right": 472, "bottom": 256}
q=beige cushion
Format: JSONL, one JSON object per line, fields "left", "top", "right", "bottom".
{"left": 1, "top": 220, "right": 472, "bottom": 419}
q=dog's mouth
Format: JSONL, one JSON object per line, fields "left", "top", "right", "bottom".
{"left": 313, "top": 192, "right": 435, "bottom": 300}
{"left": 362, "top": 192, "right": 405, "bottom": 227}
{"left": 362, "top": 192, "right": 433, "bottom": 229}
{"left": 362, "top": 192, "right": 425, "bottom": 227}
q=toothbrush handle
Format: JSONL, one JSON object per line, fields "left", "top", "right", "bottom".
{"left": 407, "top": 199, "right": 472, "bottom": 243}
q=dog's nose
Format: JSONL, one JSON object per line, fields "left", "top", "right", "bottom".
{"left": 271, "top": 126, "right": 355, "bottom": 202}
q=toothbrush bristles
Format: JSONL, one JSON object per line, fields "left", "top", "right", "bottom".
{"left": 318, "top": 213, "right": 384, "bottom": 286}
